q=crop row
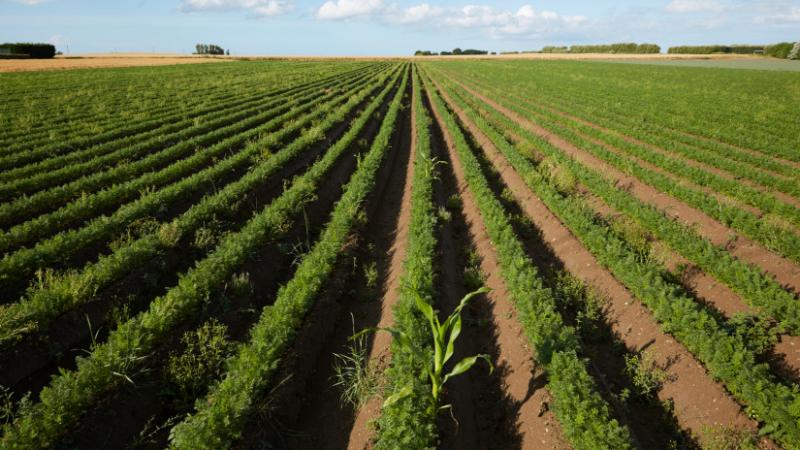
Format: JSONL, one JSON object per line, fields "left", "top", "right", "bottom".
{"left": 373, "top": 66, "right": 439, "bottom": 448}
{"left": 518, "top": 84, "right": 800, "bottom": 188}
{"left": 0, "top": 63, "right": 380, "bottom": 188}
{"left": 0, "top": 63, "right": 404, "bottom": 449}
{"left": 0, "top": 65, "right": 401, "bottom": 354}
{"left": 167, "top": 65, "right": 408, "bottom": 450}
{"left": 473, "top": 80, "right": 800, "bottom": 223}
{"left": 0, "top": 66, "right": 393, "bottom": 296}
{"left": 437, "top": 61, "right": 798, "bottom": 163}
{"left": 431, "top": 71, "right": 800, "bottom": 334}
{"left": 0, "top": 64, "right": 386, "bottom": 220}
{"left": 0, "top": 61, "right": 355, "bottom": 153}
{"left": 436, "top": 68, "right": 800, "bottom": 265}
{"left": 426, "top": 66, "right": 800, "bottom": 447}
{"left": 420, "top": 69, "right": 633, "bottom": 450}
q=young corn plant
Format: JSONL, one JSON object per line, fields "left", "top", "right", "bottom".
{"left": 362, "top": 287, "right": 493, "bottom": 414}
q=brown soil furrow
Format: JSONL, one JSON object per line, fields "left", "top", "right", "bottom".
{"left": 344, "top": 79, "right": 416, "bottom": 450}
{"left": 442, "top": 74, "right": 800, "bottom": 297}
{"left": 425, "top": 78, "right": 571, "bottom": 450}
{"left": 428, "top": 75, "right": 772, "bottom": 447}
{"left": 585, "top": 190, "right": 800, "bottom": 387}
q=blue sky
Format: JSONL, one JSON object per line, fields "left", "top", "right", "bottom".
{"left": 1, "top": 0, "right": 798, "bottom": 55}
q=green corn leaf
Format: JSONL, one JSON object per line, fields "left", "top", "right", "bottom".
{"left": 442, "top": 354, "right": 493, "bottom": 386}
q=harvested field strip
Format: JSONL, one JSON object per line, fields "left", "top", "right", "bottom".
{"left": 422, "top": 65, "right": 800, "bottom": 448}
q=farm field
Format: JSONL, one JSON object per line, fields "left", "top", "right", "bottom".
{"left": 0, "top": 58, "right": 799, "bottom": 450}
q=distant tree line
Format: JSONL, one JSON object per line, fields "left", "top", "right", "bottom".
{"left": 194, "top": 44, "right": 228, "bottom": 55}
{"left": 0, "top": 43, "right": 56, "bottom": 59}
{"left": 414, "top": 48, "right": 489, "bottom": 56}
{"left": 541, "top": 43, "right": 660, "bottom": 54}
{"left": 668, "top": 42, "right": 799, "bottom": 58}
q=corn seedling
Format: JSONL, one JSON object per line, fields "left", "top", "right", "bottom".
{"left": 360, "top": 287, "right": 493, "bottom": 414}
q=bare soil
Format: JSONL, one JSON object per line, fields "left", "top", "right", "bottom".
{"left": 0, "top": 55, "right": 225, "bottom": 73}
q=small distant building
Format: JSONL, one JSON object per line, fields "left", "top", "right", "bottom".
{"left": 0, "top": 47, "right": 12, "bottom": 55}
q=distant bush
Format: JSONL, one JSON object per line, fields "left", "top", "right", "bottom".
{"left": 542, "top": 43, "right": 660, "bottom": 54}
{"left": 668, "top": 45, "right": 731, "bottom": 54}
{"left": 194, "top": 43, "right": 225, "bottom": 55}
{"left": 414, "top": 48, "right": 488, "bottom": 56}
{"left": 542, "top": 46, "right": 569, "bottom": 53}
{"left": 0, "top": 43, "right": 55, "bottom": 59}
{"left": 765, "top": 42, "right": 794, "bottom": 58}
{"left": 668, "top": 43, "right": 793, "bottom": 58}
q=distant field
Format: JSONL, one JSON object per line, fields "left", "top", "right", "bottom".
{"left": 1, "top": 59, "right": 800, "bottom": 449}
{"left": 603, "top": 57, "right": 800, "bottom": 71}
{"left": 0, "top": 54, "right": 227, "bottom": 72}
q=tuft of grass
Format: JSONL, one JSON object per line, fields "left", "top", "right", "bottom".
{"left": 331, "top": 318, "right": 380, "bottom": 410}
{"left": 624, "top": 348, "right": 670, "bottom": 399}
{"left": 701, "top": 424, "right": 759, "bottom": 450}
{"left": 165, "top": 319, "right": 234, "bottom": 408}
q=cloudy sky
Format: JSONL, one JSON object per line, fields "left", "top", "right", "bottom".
{"left": 1, "top": 0, "right": 798, "bottom": 55}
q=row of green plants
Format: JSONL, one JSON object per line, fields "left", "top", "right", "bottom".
{"left": 437, "top": 69, "right": 800, "bottom": 265}
{"left": 0, "top": 64, "right": 382, "bottom": 189}
{"left": 0, "top": 67, "right": 392, "bottom": 294}
{"left": 434, "top": 60, "right": 798, "bottom": 163}
{"left": 0, "top": 70, "right": 296, "bottom": 172}
{"left": 167, "top": 65, "right": 409, "bottom": 450}
{"left": 425, "top": 68, "right": 800, "bottom": 447}
{"left": 469, "top": 73, "right": 800, "bottom": 201}
{"left": 0, "top": 61, "right": 365, "bottom": 158}
{"left": 0, "top": 66, "right": 401, "bottom": 352}
{"left": 0, "top": 67, "right": 385, "bottom": 210}
{"left": 372, "top": 67, "right": 440, "bottom": 449}
{"left": 0, "top": 65, "right": 403, "bottom": 450}
{"left": 433, "top": 70, "right": 800, "bottom": 335}
{"left": 421, "top": 70, "right": 633, "bottom": 449}
{"left": 0, "top": 65, "right": 388, "bottom": 223}
{"left": 492, "top": 72, "right": 800, "bottom": 182}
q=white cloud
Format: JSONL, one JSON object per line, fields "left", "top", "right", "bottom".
{"left": 316, "top": 0, "right": 384, "bottom": 20}
{"left": 385, "top": 3, "right": 442, "bottom": 24}
{"left": 433, "top": 4, "right": 585, "bottom": 37}
{"left": 664, "top": 0, "right": 725, "bottom": 13}
{"left": 754, "top": 5, "right": 800, "bottom": 23}
{"left": 12, "top": 0, "right": 49, "bottom": 4}
{"left": 180, "top": 0, "right": 294, "bottom": 17}
{"left": 312, "top": 1, "right": 584, "bottom": 36}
